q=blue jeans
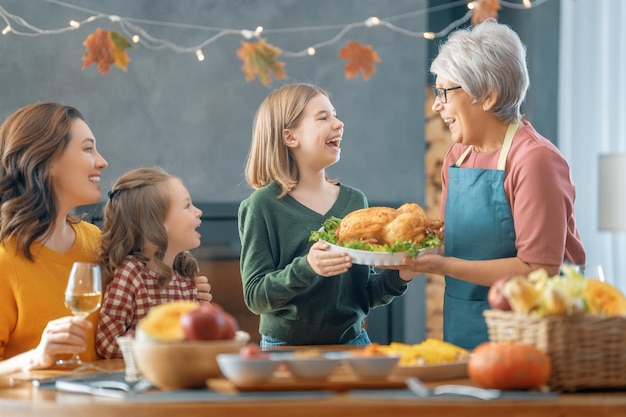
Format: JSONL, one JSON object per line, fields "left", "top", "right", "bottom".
{"left": 260, "top": 328, "right": 371, "bottom": 349}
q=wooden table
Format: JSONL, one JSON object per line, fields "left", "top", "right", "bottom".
{"left": 1, "top": 359, "right": 625, "bottom": 417}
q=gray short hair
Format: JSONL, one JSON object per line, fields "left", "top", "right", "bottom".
{"left": 430, "top": 19, "right": 529, "bottom": 123}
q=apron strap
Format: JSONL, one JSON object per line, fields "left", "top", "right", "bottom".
{"left": 454, "top": 122, "right": 520, "bottom": 170}
{"left": 454, "top": 146, "right": 473, "bottom": 167}
{"left": 497, "top": 122, "right": 519, "bottom": 170}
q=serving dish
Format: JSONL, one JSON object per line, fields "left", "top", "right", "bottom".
{"left": 391, "top": 360, "right": 469, "bottom": 381}
{"left": 280, "top": 353, "right": 342, "bottom": 380}
{"left": 323, "top": 241, "right": 440, "bottom": 266}
{"left": 339, "top": 353, "right": 401, "bottom": 379}
{"left": 216, "top": 353, "right": 280, "bottom": 385}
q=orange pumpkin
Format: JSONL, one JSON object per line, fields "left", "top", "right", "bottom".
{"left": 583, "top": 279, "right": 626, "bottom": 316}
{"left": 468, "top": 341, "right": 551, "bottom": 390}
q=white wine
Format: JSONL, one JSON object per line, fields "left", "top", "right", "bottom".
{"left": 65, "top": 292, "right": 102, "bottom": 317}
{"left": 56, "top": 262, "right": 103, "bottom": 369}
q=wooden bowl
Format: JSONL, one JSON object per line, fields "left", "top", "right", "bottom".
{"left": 131, "top": 331, "right": 249, "bottom": 390}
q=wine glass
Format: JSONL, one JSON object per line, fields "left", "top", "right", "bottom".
{"left": 56, "top": 262, "right": 102, "bottom": 369}
{"left": 560, "top": 264, "right": 605, "bottom": 282}
{"left": 563, "top": 264, "right": 605, "bottom": 282}
{"left": 584, "top": 264, "right": 605, "bottom": 282}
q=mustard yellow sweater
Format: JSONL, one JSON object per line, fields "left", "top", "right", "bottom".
{"left": 0, "top": 221, "right": 101, "bottom": 361}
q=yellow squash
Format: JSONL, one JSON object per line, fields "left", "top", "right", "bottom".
{"left": 136, "top": 301, "right": 200, "bottom": 342}
{"left": 583, "top": 279, "right": 626, "bottom": 316}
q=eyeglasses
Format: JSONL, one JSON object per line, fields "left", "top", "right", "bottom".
{"left": 432, "top": 85, "right": 462, "bottom": 104}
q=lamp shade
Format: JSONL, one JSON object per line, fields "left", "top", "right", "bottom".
{"left": 598, "top": 153, "right": 626, "bottom": 231}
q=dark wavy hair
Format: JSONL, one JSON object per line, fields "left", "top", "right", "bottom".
{"left": 0, "top": 102, "right": 84, "bottom": 260}
{"left": 100, "top": 167, "right": 198, "bottom": 288}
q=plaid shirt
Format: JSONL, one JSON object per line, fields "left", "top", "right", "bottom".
{"left": 95, "top": 255, "right": 198, "bottom": 358}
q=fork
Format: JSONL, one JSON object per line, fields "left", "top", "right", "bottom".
{"left": 55, "top": 378, "right": 153, "bottom": 398}
{"left": 406, "top": 377, "right": 501, "bottom": 400}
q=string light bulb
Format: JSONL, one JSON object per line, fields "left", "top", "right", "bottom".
{"left": 523, "top": 0, "right": 532, "bottom": 8}
{"left": 69, "top": 20, "right": 80, "bottom": 29}
{"left": 253, "top": 26, "right": 263, "bottom": 37}
{"left": 423, "top": 32, "right": 435, "bottom": 40}
{"left": 307, "top": 47, "right": 315, "bottom": 56}
{"left": 467, "top": 1, "right": 477, "bottom": 10}
{"left": 195, "top": 49, "right": 205, "bottom": 61}
{"left": 240, "top": 29, "right": 254, "bottom": 39}
{"left": 1, "top": 25, "right": 11, "bottom": 35}
{"left": 365, "top": 17, "right": 381, "bottom": 27}
{"left": 131, "top": 35, "right": 140, "bottom": 43}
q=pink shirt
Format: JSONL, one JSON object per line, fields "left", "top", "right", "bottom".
{"left": 95, "top": 256, "right": 198, "bottom": 358}
{"left": 440, "top": 121, "right": 586, "bottom": 266}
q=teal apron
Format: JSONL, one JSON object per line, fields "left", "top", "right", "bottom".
{"left": 443, "top": 123, "right": 519, "bottom": 350}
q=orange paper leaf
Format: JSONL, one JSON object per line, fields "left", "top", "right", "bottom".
{"left": 82, "top": 28, "right": 132, "bottom": 74}
{"left": 471, "top": 0, "right": 501, "bottom": 25}
{"left": 236, "top": 38, "right": 287, "bottom": 87}
{"left": 338, "top": 41, "right": 381, "bottom": 80}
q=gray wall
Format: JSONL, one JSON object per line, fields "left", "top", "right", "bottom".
{"left": 500, "top": 0, "right": 560, "bottom": 143}
{"left": 0, "top": 0, "right": 428, "bottom": 206}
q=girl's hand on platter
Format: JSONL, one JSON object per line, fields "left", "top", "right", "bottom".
{"left": 307, "top": 240, "right": 352, "bottom": 277}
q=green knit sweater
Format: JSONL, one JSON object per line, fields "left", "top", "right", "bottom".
{"left": 237, "top": 182, "right": 408, "bottom": 345}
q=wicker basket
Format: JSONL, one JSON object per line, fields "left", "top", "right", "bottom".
{"left": 483, "top": 309, "right": 626, "bottom": 392}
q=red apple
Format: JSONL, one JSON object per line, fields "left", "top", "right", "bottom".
{"left": 219, "top": 309, "right": 239, "bottom": 339}
{"left": 180, "top": 303, "right": 226, "bottom": 341}
{"left": 180, "top": 303, "right": 240, "bottom": 341}
{"left": 211, "top": 303, "right": 239, "bottom": 339}
{"left": 488, "top": 275, "right": 513, "bottom": 310}
{"left": 240, "top": 343, "right": 268, "bottom": 359}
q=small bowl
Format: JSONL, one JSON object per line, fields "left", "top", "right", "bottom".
{"left": 131, "top": 331, "right": 250, "bottom": 390}
{"left": 341, "top": 354, "right": 400, "bottom": 379}
{"left": 282, "top": 353, "right": 340, "bottom": 380}
{"left": 216, "top": 353, "right": 279, "bottom": 385}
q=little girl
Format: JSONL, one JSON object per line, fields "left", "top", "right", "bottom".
{"left": 96, "top": 167, "right": 212, "bottom": 358}
{"left": 238, "top": 83, "right": 416, "bottom": 348}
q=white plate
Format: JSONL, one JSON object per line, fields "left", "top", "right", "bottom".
{"left": 323, "top": 241, "right": 440, "bottom": 266}
{"left": 390, "top": 360, "right": 468, "bottom": 381}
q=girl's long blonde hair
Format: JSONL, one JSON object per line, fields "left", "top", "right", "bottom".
{"left": 245, "top": 83, "right": 329, "bottom": 198}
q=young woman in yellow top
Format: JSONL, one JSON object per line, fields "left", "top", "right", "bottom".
{"left": 0, "top": 102, "right": 108, "bottom": 375}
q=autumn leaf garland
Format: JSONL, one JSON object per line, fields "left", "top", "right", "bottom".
{"left": 79, "top": 0, "right": 502, "bottom": 84}
{"left": 82, "top": 28, "right": 382, "bottom": 84}
{"left": 80, "top": 0, "right": 498, "bottom": 85}
{"left": 65, "top": 0, "right": 511, "bottom": 84}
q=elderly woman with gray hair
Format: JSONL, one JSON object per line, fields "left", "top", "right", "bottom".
{"left": 400, "top": 19, "right": 585, "bottom": 350}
